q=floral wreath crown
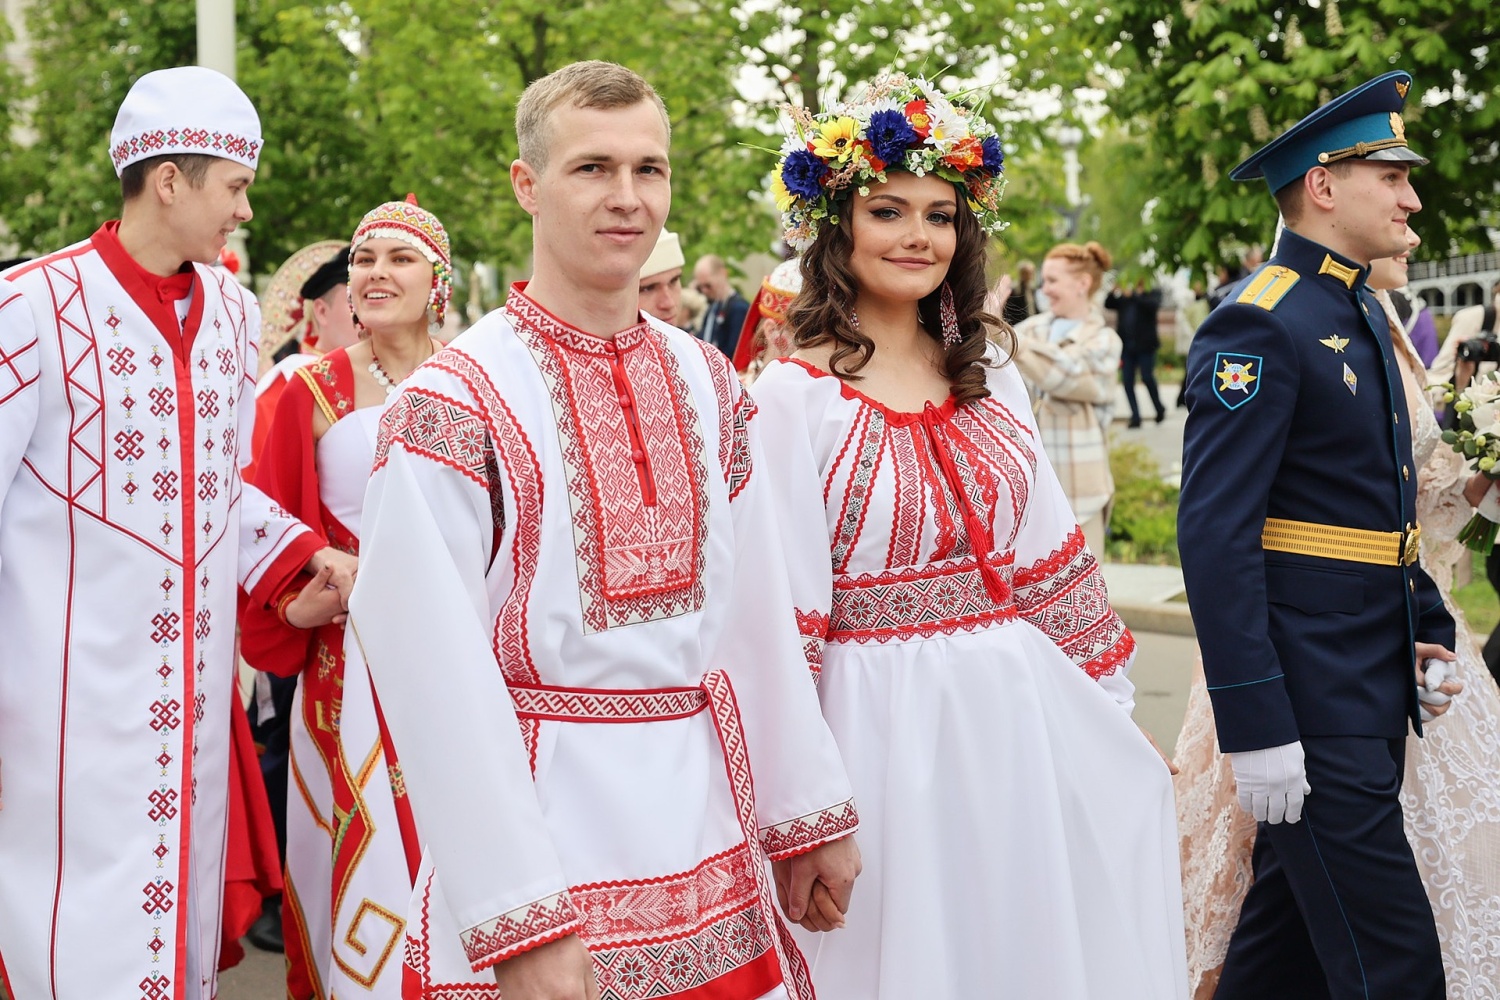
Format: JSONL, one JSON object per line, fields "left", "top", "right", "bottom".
{"left": 773, "top": 75, "right": 1007, "bottom": 252}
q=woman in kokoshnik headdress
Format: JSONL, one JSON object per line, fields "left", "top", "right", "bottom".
{"left": 238, "top": 194, "right": 452, "bottom": 1000}
{"left": 750, "top": 77, "right": 1190, "bottom": 999}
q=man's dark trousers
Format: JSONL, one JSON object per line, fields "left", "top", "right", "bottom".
{"left": 1215, "top": 736, "right": 1443, "bottom": 1000}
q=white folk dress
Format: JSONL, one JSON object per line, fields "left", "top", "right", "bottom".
{"left": 0, "top": 228, "right": 321, "bottom": 1000}
{"left": 751, "top": 354, "right": 1189, "bottom": 1000}
{"left": 347, "top": 286, "right": 858, "bottom": 1000}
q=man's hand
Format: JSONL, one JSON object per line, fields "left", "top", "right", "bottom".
{"left": 771, "top": 835, "right": 861, "bottom": 933}
{"left": 1229, "top": 741, "right": 1310, "bottom": 824}
{"left": 305, "top": 547, "right": 358, "bottom": 610}
{"left": 491, "top": 934, "right": 599, "bottom": 1000}
{"left": 1416, "top": 644, "right": 1463, "bottom": 722}
{"left": 284, "top": 564, "right": 349, "bottom": 629}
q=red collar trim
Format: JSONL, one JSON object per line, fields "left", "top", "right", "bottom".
{"left": 779, "top": 356, "right": 958, "bottom": 426}
{"left": 91, "top": 221, "right": 205, "bottom": 356}
{"left": 504, "top": 281, "right": 652, "bottom": 354}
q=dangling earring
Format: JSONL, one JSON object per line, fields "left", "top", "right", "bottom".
{"left": 849, "top": 307, "right": 861, "bottom": 332}
{"left": 940, "top": 282, "right": 961, "bottom": 348}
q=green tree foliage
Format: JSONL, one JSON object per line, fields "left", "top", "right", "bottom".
{"left": 1080, "top": 0, "right": 1500, "bottom": 267}
{"left": 1, "top": 0, "right": 1115, "bottom": 280}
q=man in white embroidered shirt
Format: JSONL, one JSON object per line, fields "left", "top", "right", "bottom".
{"left": 349, "top": 61, "right": 861, "bottom": 1000}
{"left": 0, "top": 67, "right": 354, "bottom": 1000}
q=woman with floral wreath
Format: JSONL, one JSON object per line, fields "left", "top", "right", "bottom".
{"left": 238, "top": 195, "right": 451, "bottom": 1000}
{"left": 751, "top": 77, "right": 1189, "bottom": 999}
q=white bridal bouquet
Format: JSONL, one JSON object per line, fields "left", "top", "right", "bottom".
{"left": 1442, "top": 372, "right": 1500, "bottom": 552}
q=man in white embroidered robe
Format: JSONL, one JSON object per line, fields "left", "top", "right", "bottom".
{"left": 0, "top": 68, "right": 353, "bottom": 1000}
{"left": 349, "top": 61, "right": 861, "bottom": 1000}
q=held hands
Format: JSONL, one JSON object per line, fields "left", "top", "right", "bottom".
{"left": 1229, "top": 741, "right": 1311, "bottom": 825}
{"left": 1416, "top": 644, "right": 1463, "bottom": 722}
{"left": 771, "top": 835, "right": 862, "bottom": 933}
{"left": 285, "top": 548, "right": 359, "bottom": 629}
{"left": 491, "top": 934, "right": 600, "bottom": 1000}
{"left": 1138, "top": 725, "right": 1180, "bottom": 775}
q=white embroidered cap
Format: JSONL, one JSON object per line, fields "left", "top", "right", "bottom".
{"left": 639, "top": 230, "right": 684, "bottom": 280}
{"left": 109, "top": 67, "right": 263, "bottom": 177}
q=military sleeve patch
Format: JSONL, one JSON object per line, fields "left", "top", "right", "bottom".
{"left": 1213, "top": 353, "right": 1262, "bottom": 410}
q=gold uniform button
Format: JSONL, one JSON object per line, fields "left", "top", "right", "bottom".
{"left": 1410, "top": 579, "right": 1416, "bottom": 593}
{"left": 1394, "top": 412, "right": 1400, "bottom": 424}
{"left": 1404, "top": 465, "right": 1410, "bottom": 480}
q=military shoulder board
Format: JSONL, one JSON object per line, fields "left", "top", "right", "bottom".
{"left": 1236, "top": 266, "right": 1301, "bottom": 311}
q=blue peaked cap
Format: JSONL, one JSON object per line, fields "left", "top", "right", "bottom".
{"left": 1229, "top": 71, "right": 1427, "bottom": 192}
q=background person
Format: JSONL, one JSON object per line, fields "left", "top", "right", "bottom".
{"left": 239, "top": 195, "right": 448, "bottom": 1000}
{"left": 1010, "top": 241, "right": 1122, "bottom": 551}
{"left": 692, "top": 252, "right": 749, "bottom": 354}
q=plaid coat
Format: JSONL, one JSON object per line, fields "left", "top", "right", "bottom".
{"left": 1008, "top": 309, "right": 1122, "bottom": 524}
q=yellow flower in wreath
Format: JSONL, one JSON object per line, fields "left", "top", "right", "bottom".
{"left": 812, "top": 116, "right": 861, "bottom": 163}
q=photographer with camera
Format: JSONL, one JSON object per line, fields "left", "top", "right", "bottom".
{"left": 1431, "top": 275, "right": 1500, "bottom": 414}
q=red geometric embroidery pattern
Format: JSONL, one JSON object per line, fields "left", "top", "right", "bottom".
{"left": 510, "top": 684, "right": 706, "bottom": 724}
{"left": 149, "top": 699, "right": 182, "bottom": 731}
{"left": 794, "top": 608, "right": 829, "bottom": 681}
{"left": 110, "top": 128, "right": 261, "bottom": 170}
{"left": 1013, "top": 526, "right": 1133, "bottom": 678}
{"left": 573, "top": 843, "right": 760, "bottom": 947}
{"left": 141, "top": 880, "right": 175, "bottom": 915}
{"left": 0, "top": 325, "right": 40, "bottom": 407}
{"left": 428, "top": 349, "right": 544, "bottom": 689}
{"left": 139, "top": 974, "right": 171, "bottom": 1000}
{"left": 508, "top": 292, "right": 708, "bottom": 633}
{"left": 829, "top": 407, "right": 885, "bottom": 574}
{"left": 725, "top": 390, "right": 756, "bottom": 502}
{"left": 829, "top": 554, "right": 1017, "bottom": 644}
{"left": 460, "top": 891, "right": 582, "bottom": 969}
{"left": 590, "top": 908, "right": 774, "bottom": 1000}
{"left": 108, "top": 344, "right": 137, "bottom": 376}
{"left": 759, "top": 798, "right": 859, "bottom": 861}
{"left": 115, "top": 429, "right": 146, "bottom": 462}
{"left": 376, "top": 389, "right": 490, "bottom": 488}
{"left": 147, "top": 788, "right": 179, "bottom": 822}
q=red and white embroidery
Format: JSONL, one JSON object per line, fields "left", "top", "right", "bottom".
{"left": 794, "top": 608, "right": 830, "bottom": 681}
{"left": 460, "top": 891, "right": 583, "bottom": 970}
{"left": 829, "top": 407, "right": 884, "bottom": 573}
{"left": 431, "top": 348, "right": 545, "bottom": 692}
{"left": 1013, "top": 526, "right": 1134, "bottom": 678}
{"left": 375, "top": 389, "right": 490, "bottom": 489}
{"left": 508, "top": 292, "right": 708, "bottom": 633}
{"left": 109, "top": 128, "right": 261, "bottom": 170}
{"left": 725, "top": 390, "right": 756, "bottom": 502}
{"left": 510, "top": 684, "right": 706, "bottom": 724}
{"left": 759, "top": 798, "right": 859, "bottom": 861}
{"left": 829, "top": 554, "right": 1018, "bottom": 644}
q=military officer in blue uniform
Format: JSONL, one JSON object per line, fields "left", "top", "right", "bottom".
{"left": 1178, "top": 71, "right": 1457, "bottom": 1000}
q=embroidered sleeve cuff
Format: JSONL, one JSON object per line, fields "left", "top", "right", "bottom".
{"left": 794, "top": 608, "right": 830, "bottom": 683}
{"left": 461, "top": 890, "right": 583, "bottom": 973}
{"left": 245, "top": 527, "right": 323, "bottom": 608}
{"left": 759, "top": 798, "right": 859, "bottom": 861}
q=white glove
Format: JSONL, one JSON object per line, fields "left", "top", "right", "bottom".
{"left": 1229, "top": 741, "right": 1311, "bottom": 825}
{"left": 1419, "top": 658, "right": 1453, "bottom": 723}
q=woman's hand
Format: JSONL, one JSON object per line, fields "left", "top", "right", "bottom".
{"left": 284, "top": 563, "right": 349, "bottom": 629}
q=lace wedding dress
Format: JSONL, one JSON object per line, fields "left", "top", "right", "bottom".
{"left": 1174, "top": 294, "right": 1500, "bottom": 998}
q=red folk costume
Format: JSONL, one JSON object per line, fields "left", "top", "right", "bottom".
{"left": 0, "top": 68, "right": 323, "bottom": 1000}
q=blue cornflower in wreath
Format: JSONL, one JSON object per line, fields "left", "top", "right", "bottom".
{"left": 867, "top": 108, "right": 919, "bottom": 167}
{"left": 781, "top": 148, "right": 830, "bottom": 201}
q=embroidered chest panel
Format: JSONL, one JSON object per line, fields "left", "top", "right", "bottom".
{"left": 509, "top": 298, "right": 709, "bottom": 632}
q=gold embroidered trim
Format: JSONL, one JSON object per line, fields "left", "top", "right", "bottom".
{"left": 294, "top": 364, "right": 341, "bottom": 427}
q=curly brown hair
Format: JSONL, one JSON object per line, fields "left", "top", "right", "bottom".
{"left": 784, "top": 183, "right": 1011, "bottom": 408}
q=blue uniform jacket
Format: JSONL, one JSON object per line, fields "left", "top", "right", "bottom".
{"left": 1178, "top": 229, "right": 1455, "bottom": 752}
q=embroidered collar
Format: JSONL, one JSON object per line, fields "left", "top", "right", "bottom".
{"left": 504, "top": 281, "right": 653, "bottom": 355}
{"left": 91, "top": 221, "right": 205, "bottom": 355}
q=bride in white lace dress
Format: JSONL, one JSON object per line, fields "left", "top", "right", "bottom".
{"left": 1174, "top": 236, "right": 1500, "bottom": 999}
